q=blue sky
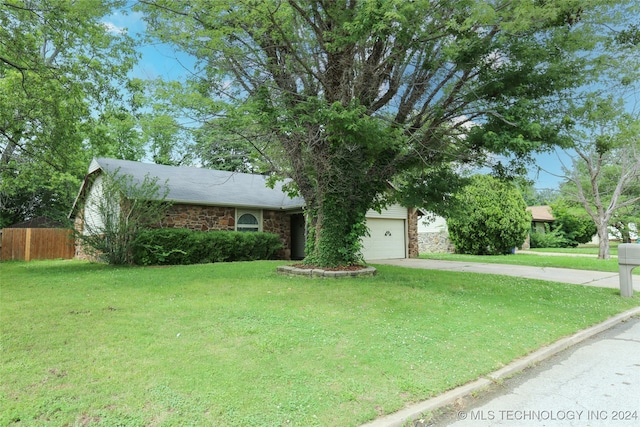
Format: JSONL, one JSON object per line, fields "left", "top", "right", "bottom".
{"left": 529, "top": 151, "right": 570, "bottom": 191}
{"left": 104, "top": 6, "right": 195, "bottom": 81}
{"left": 103, "top": 7, "right": 578, "bottom": 192}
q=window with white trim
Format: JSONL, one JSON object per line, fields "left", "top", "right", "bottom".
{"left": 236, "top": 210, "right": 261, "bottom": 232}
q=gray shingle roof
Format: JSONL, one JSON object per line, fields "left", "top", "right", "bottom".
{"left": 89, "top": 158, "right": 305, "bottom": 210}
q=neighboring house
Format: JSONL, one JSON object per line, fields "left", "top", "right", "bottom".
{"left": 589, "top": 223, "right": 639, "bottom": 245}
{"left": 521, "top": 205, "right": 555, "bottom": 250}
{"left": 527, "top": 205, "right": 554, "bottom": 233}
{"left": 417, "top": 214, "right": 454, "bottom": 253}
{"left": 418, "top": 206, "right": 555, "bottom": 253}
{"left": 524, "top": 205, "right": 638, "bottom": 245}
{"left": 70, "top": 158, "right": 420, "bottom": 261}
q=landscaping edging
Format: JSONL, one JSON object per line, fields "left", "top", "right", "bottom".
{"left": 277, "top": 265, "right": 377, "bottom": 278}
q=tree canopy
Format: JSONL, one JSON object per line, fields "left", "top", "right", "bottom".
{"left": 0, "top": 0, "right": 138, "bottom": 227}
{"left": 557, "top": 100, "right": 640, "bottom": 258}
{"left": 136, "top": 0, "right": 638, "bottom": 266}
{"left": 549, "top": 200, "right": 598, "bottom": 247}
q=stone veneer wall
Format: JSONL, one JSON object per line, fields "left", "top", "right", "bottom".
{"left": 418, "top": 231, "right": 455, "bottom": 253}
{"left": 73, "top": 214, "right": 92, "bottom": 261}
{"left": 161, "top": 204, "right": 293, "bottom": 260}
{"left": 75, "top": 204, "right": 294, "bottom": 261}
{"left": 262, "top": 209, "right": 292, "bottom": 260}
{"left": 407, "top": 208, "right": 420, "bottom": 258}
{"left": 161, "top": 204, "right": 236, "bottom": 231}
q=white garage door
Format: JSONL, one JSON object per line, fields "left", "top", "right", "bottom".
{"left": 361, "top": 218, "right": 406, "bottom": 260}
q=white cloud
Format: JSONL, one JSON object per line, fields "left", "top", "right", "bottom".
{"left": 102, "top": 21, "right": 127, "bottom": 35}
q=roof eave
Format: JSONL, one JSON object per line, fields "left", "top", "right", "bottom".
{"left": 165, "top": 199, "right": 306, "bottom": 211}
{"left": 68, "top": 166, "right": 104, "bottom": 218}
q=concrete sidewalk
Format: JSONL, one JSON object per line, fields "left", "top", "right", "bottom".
{"left": 359, "top": 259, "right": 640, "bottom": 427}
{"left": 371, "top": 258, "right": 637, "bottom": 291}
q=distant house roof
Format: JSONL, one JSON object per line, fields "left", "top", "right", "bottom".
{"left": 71, "top": 158, "right": 306, "bottom": 215}
{"left": 527, "top": 205, "right": 554, "bottom": 222}
{"left": 5, "top": 216, "right": 67, "bottom": 228}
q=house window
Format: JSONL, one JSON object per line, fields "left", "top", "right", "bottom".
{"left": 236, "top": 210, "right": 261, "bottom": 232}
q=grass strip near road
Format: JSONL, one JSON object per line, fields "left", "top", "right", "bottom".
{"left": 527, "top": 242, "right": 621, "bottom": 256}
{"left": 527, "top": 247, "right": 619, "bottom": 255}
{"left": 419, "top": 252, "right": 640, "bottom": 273}
{"left": 1, "top": 260, "right": 638, "bottom": 427}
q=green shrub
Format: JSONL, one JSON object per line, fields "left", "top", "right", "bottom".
{"left": 75, "top": 170, "right": 172, "bottom": 265}
{"left": 131, "top": 228, "right": 192, "bottom": 265}
{"left": 132, "top": 229, "right": 283, "bottom": 265}
{"left": 447, "top": 175, "right": 531, "bottom": 255}
{"left": 529, "top": 229, "right": 569, "bottom": 248}
{"left": 549, "top": 202, "right": 597, "bottom": 247}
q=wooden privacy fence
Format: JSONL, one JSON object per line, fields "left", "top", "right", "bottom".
{"left": 1, "top": 228, "right": 75, "bottom": 261}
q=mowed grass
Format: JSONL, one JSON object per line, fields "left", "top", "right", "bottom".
{"left": 419, "top": 252, "right": 640, "bottom": 273}
{"left": 1, "top": 260, "right": 638, "bottom": 427}
{"left": 527, "top": 242, "right": 621, "bottom": 256}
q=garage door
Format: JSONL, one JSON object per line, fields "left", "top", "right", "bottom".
{"left": 361, "top": 218, "right": 406, "bottom": 260}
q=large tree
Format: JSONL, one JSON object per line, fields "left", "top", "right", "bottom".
{"left": 558, "top": 101, "right": 640, "bottom": 258}
{"left": 535, "top": 7, "right": 640, "bottom": 259}
{"left": 0, "top": 0, "right": 138, "bottom": 226}
{"left": 139, "top": 0, "right": 635, "bottom": 266}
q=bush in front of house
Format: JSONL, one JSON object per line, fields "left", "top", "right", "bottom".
{"left": 529, "top": 228, "right": 569, "bottom": 248}
{"left": 131, "top": 228, "right": 283, "bottom": 265}
{"left": 75, "top": 170, "right": 172, "bottom": 265}
{"left": 549, "top": 202, "right": 597, "bottom": 247}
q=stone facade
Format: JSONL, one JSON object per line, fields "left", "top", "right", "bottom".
{"left": 161, "top": 204, "right": 236, "bottom": 231}
{"left": 407, "top": 208, "right": 420, "bottom": 258}
{"left": 157, "top": 205, "right": 293, "bottom": 259}
{"left": 418, "top": 231, "right": 455, "bottom": 253}
{"left": 159, "top": 204, "right": 294, "bottom": 260}
{"left": 263, "top": 209, "right": 293, "bottom": 260}
{"left": 73, "top": 214, "right": 92, "bottom": 261}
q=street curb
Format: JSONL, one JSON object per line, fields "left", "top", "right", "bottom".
{"left": 359, "top": 306, "right": 640, "bottom": 427}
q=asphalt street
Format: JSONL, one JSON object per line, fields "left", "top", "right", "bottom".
{"left": 435, "top": 316, "right": 640, "bottom": 427}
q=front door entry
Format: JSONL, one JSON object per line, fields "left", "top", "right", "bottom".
{"left": 290, "top": 213, "right": 305, "bottom": 260}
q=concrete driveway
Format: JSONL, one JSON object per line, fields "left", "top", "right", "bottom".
{"left": 371, "top": 258, "right": 638, "bottom": 291}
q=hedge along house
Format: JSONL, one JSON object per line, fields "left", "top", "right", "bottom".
{"left": 71, "top": 158, "right": 420, "bottom": 261}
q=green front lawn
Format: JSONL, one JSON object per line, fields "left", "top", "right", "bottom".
{"left": 1, "top": 260, "right": 638, "bottom": 426}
